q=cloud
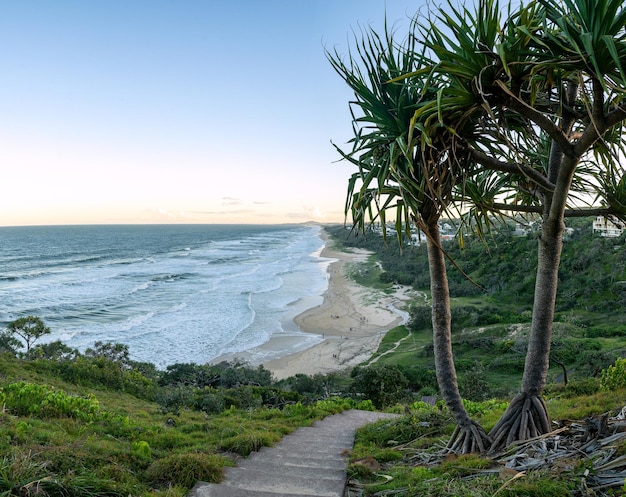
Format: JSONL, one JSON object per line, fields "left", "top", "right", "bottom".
{"left": 303, "top": 205, "right": 324, "bottom": 219}
{"left": 221, "top": 197, "right": 242, "bottom": 206}
{"left": 190, "top": 209, "right": 255, "bottom": 215}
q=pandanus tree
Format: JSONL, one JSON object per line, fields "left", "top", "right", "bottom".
{"left": 416, "top": 0, "right": 626, "bottom": 450}
{"left": 327, "top": 21, "right": 490, "bottom": 453}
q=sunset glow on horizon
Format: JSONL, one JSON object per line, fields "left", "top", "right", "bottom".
{"left": 0, "top": 1, "right": 417, "bottom": 227}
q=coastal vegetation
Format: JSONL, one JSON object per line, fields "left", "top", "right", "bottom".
{"left": 330, "top": 0, "right": 626, "bottom": 451}
{"left": 1, "top": 218, "right": 625, "bottom": 494}
{"left": 328, "top": 220, "right": 626, "bottom": 396}
{"left": 0, "top": 327, "right": 625, "bottom": 495}
{"left": 325, "top": 223, "right": 626, "bottom": 495}
{"left": 0, "top": 338, "right": 373, "bottom": 496}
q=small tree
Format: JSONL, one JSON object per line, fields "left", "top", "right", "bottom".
{"left": 7, "top": 316, "right": 51, "bottom": 358}
{"left": 31, "top": 340, "right": 78, "bottom": 361}
{"left": 351, "top": 364, "right": 409, "bottom": 408}
{"left": 85, "top": 341, "right": 131, "bottom": 368}
{"left": 0, "top": 331, "right": 21, "bottom": 356}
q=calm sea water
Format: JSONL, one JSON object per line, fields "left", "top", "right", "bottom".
{"left": 0, "top": 224, "right": 330, "bottom": 367}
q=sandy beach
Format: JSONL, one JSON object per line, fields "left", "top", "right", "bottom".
{"left": 215, "top": 228, "right": 418, "bottom": 380}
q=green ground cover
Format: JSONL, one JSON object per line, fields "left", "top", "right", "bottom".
{"left": 1, "top": 219, "right": 625, "bottom": 496}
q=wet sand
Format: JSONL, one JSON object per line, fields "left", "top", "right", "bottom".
{"left": 263, "top": 231, "right": 415, "bottom": 379}
{"left": 212, "top": 228, "right": 416, "bottom": 379}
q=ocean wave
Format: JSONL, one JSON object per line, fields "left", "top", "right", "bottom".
{"left": 0, "top": 224, "right": 328, "bottom": 366}
{"left": 150, "top": 272, "right": 198, "bottom": 283}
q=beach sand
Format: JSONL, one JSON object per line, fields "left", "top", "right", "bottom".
{"left": 215, "top": 228, "right": 418, "bottom": 380}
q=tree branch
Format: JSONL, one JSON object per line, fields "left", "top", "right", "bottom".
{"left": 606, "top": 104, "right": 626, "bottom": 129}
{"left": 469, "top": 147, "right": 555, "bottom": 193}
{"left": 493, "top": 80, "right": 573, "bottom": 155}
{"left": 487, "top": 203, "right": 611, "bottom": 218}
{"left": 574, "top": 78, "right": 608, "bottom": 157}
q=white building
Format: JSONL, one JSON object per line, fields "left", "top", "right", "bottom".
{"left": 592, "top": 216, "right": 624, "bottom": 237}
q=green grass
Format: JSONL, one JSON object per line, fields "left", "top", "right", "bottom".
{"left": 0, "top": 357, "right": 361, "bottom": 496}
{"left": 2, "top": 224, "right": 625, "bottom": 495}
{"left": 348, "top": 389, "right": 626, "bottom": 496}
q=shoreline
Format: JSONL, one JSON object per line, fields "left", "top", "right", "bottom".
{"left": 214, "top": 227, "right": 416, "bottom": 380}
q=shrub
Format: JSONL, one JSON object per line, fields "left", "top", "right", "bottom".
{"left": 276, "top": 373, "right": 340, "bottom": 401}
{"left": 218, "top": 430, "right": 281, "bottom": 456}
{"left": 195, "top": 391, "right": 226, "bottom": 414}
{"left": 357, "top": 412, "right": 452, "bottom": 447}
{"left": 131, "top": 441, "right": 152, "bottom": 462}
{"left": 30, "top": 340, "right": 78, "bottom": 361}
{"left": 222, "top": 386, "right": 263, "bottom": 410}
{"left": 144, "top": 452, "right": 226, "bottom": 488}
{"left": 545, "top": 378, "right": 602, "bottom": 398}
{"left": 397, "top": 365, "right": 438, "bottom": 393}
{"left": 407, "top": 304, "right": 431, "bottom": 331}
{"left": 0, "top": 382, "right": 99, "bottom": 421}
{"left": 458, "top": 361, "right": 492, "bottom": 401}
{"left": 351, "top": 364, "right": 409, "bottom": 408}
{"left": 601, "top": 358, "right": 626, "bottom": 391}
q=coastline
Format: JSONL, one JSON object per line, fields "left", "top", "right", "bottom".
{"left": 214, "top": 227, "right": 416, "bottom": 380}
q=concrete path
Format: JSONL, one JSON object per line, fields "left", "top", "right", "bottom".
{"left": 189, "top": 409, "right": 399, "bottom": 497}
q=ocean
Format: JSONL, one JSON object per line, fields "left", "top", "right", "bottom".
{"left": 0, "top": 224, "right": 330, "bottom": 368}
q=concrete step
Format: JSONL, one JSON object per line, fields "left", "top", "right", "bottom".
{"left": 194, "top": 468, "right": 345, "bottom": 497}
{"left": 188, "top": 410, "right": 401, "bottom": 497}
{"left": 248, "top": 450, "right": 347, "bottom": 469}
{"left": 189, "top": 484, "right": 326, "bottom": 497}
{"left": 234, "top": 459, "right": 346, "bottom": 479}
{"left": 274, "top": 439, "right": 352, "bottom": 450}
{"left": 255, "top": 446, "right": 348, "bottom": 460}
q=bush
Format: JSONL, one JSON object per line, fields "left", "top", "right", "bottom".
{"left": 195, "top": 391, "right": 226, "bottom": 414}
{"left": 545, "top": 378, "right": 602, "bottom": 398}
{"left": 222, "top": 386, "right": 263, "bottom": 410}
{"left": 217, "top": 430, "right": 281, "bottom": 456}
{"left": 576, "top": 349, "right": 619, "bottom": 376}
{"left": 584, "top": 325, "right": 626, "bottom": 338}
{"left": 156, "top": 385, "right": 196, "bottom": 414}
{"left": 351, "top": 364, "right": 409, "bottom": 408}
{"left": 144, "top": 452, "right": 226, "bottom": 488}
{"left": 407, "top": 304, "right": 431, "bottom": 331}
{"left": 276, "top": 373, "right": 340, "bottom": 401}
{"left": 458, "top": 361, "right": 492, "bottom": 401}
{"left": 0, "top": 382, "right": 99, "bottom": 421}
{"left": 397, "top": 365, "right": 438, "bottom": 393}
{"left": 357, "top": 411, "right": 452, "bottom": 447}
{"left": 601, "top": 358, "right": 626, "bottom": 391}
{"left": 131, "top": 441, "right": 152, "bottom": 462}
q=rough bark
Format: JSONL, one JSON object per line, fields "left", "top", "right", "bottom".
{"left": 425, "top": 222, "right": 491, "bottom": 453}
{"left": 489, "top": 154, "right": 572, "bottom": 452}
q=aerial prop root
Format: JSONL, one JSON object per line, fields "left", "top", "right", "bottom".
{"left": 488, "top": 392, "right": 551, "bottom": 452}
{"left": 446, "top": 420, "right": 491, "bottom": 454}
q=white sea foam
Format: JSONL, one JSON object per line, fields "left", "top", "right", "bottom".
{"left": 0, "top": 224, "right": 327, "bottom": 368}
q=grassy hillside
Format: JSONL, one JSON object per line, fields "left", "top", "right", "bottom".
{"left": 0, "top": 352, "right": 373, "bottom": 496}
{"left": 1, "top": 220, "right": 625, "bottom": 496}
{"left": 327, "top": 220, "right": 626, "bottom": 399}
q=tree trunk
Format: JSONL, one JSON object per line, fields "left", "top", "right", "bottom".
{"left": 523, "top": 214, "right": 564, "bottom": 394}
{"left": 489, "top": 155, "right": 573, "bottom": 452}
{"left": 425, "top": 221, "right": 490, "bottom": 453}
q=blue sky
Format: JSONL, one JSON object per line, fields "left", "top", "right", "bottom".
{"left": 0, "top": 1, "right": 419, "bottom": 226}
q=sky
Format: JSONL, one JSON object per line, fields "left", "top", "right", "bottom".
{"left": 0, "top": 1, "right": 420, "bottom": 226}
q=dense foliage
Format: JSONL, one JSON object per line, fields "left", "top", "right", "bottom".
{"left": 328, "top": 221, "right": 626, "bottom": 398}
{"left": 1, "top": 218, "right": 625, "bottom": 494}
{"left": 328, "top": 220, "right": 626, "bottom": 313}
{"left": 0, "top": 348, "right": 379, "bottom": 497}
